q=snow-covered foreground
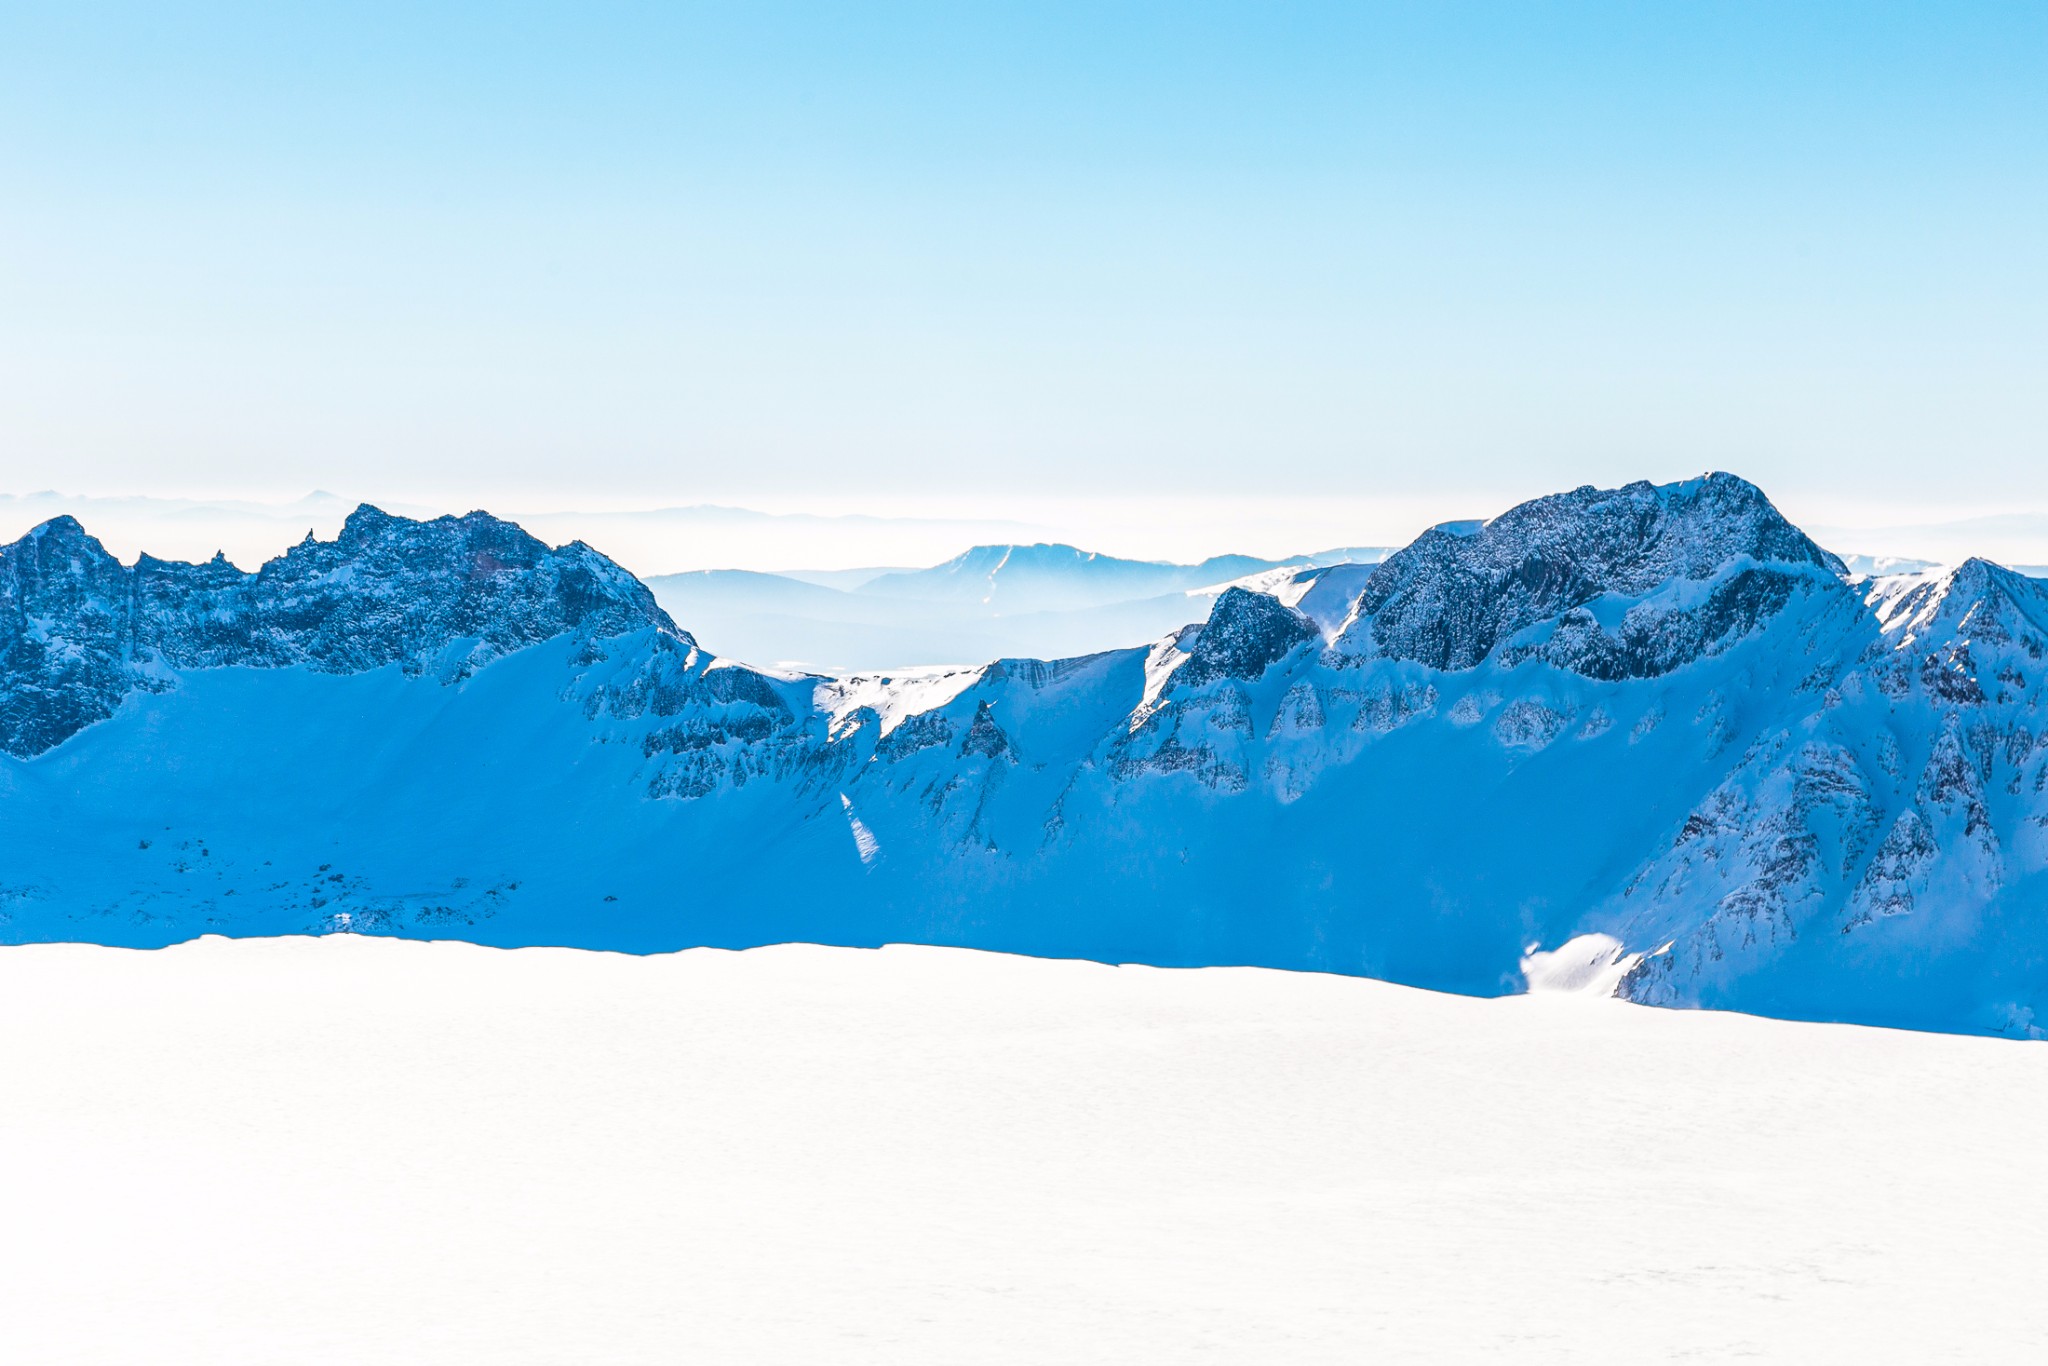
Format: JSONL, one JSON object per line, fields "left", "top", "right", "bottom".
{"left": 3, "top": 939, "right": 2044, "bottom": 1364}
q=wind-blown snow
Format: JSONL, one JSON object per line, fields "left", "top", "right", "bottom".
{"left": 841, "top": 792, "right": 882, "bottom": 864}
{"left": 1, "top": 936, "right": 2043, "bottom": 1365}
{"left": 1521, "top": 932, "right": 1644, "bottom": 994}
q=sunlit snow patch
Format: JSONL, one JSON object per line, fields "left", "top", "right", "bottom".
{"left": 816, "top": 668, "right": 982, "bottom": 739}
{"left": 840, "top": 794, "right": 881, "bottom": 866}
{"left": 1130, "top": 629, "right": 1196, "bottom": 728}
{"left": 1521, "top": 934, "right": 1644, "bottom": 996}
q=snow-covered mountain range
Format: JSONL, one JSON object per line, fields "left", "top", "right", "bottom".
{"left": 4, "top": 473, "right": 2044, "bottom": 1036}
{"left": 645, "top": 543, "right": 1388, "bottom": 671}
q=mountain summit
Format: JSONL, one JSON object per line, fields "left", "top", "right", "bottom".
{"left": 856, "top": 543, "right": 1313, "bottom": 613}
{"left": 1346, "top": 474, "right": 1841, "bottom": 669}
{"left": 0, "top": 506, "right": 674, "bottom": 756}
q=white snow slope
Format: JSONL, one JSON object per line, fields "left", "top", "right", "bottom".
{"left": 2, "top": 936, "right": 2043, "bottom": 1365}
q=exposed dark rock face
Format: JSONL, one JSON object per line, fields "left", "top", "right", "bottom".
{"left": 0, "top": 505, "right": 677, "bottom": 757}
{"left": 876, "top": 712, "right": 955, "bottom": 762}
{"left": 1177, "top": 588, "right": 1315, "bottom": 687}
{"left": 0, "top": 517, "right": 139, "bottom": 759}
{"left": 959, "top": 700, "right": 1013, "bottom": 759}
{"left": 1349, "top": 474, "right": 1842, "bottom": 671}
{"left": 1498, "top": 566, "right": 1812, "bottom": 680}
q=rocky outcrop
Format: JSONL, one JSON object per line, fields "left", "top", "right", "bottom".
{"left": 1176, "top": 588, "right": 1315, "bottom": 687}
{"left": 0, "top": 505, "right": 678, "bottom": 756}
{"left": 1342, "top": 474, "right": 1842, "bottom": 671}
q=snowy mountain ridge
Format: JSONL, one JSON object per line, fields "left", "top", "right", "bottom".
{"left": 854, "top": 542, "right": 1368, "bottom": 611}
{"left": 4, "top": 472, "right": 2045, "bottom": 1037}
{"left": 0, "top": 505, "right": 676, "bottom": 757}
{"left": 642, "top": 541, "right": 1391, "bottom": 672}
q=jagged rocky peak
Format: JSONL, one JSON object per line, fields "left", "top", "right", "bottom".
{"left": 1865, "top": 557, "right": 2048, "bottom": 706}
{"left": 119, "top": 503, "right": 686, "bottom": 670}
{"left": 1177, "top": 587, "right": 1315, "bottom": 687}
{"left": 1, "top": 514, "right": 127, "bottom": 610}
{"left": 17, "top": 513, "right": 98, "bottom": 548}
{"left": 0, "top": 505, "right": 684, "bottom": 758}
{"left": 1873, "top": 557, "right": 2048, "bottom": 652}
{"left": 1345, "top": 473, "right": 1844, "bottom": 671}
{"left": 256, "top": 502, "right": 675, "bottom": 645}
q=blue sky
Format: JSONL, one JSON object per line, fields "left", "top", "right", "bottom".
{"left": 1, "top": 2, "right": 2042, "bottom": 543}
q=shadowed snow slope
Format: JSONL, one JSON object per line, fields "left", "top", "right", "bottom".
{"left": 2, "top": 937, "right": 2045, "bottom": 1365}
{"left": 4, "top": 472, "right": 2047, "bottom": 1036}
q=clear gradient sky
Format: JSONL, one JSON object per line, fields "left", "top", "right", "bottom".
{"left": 2, "top": 2, "right": 2043, "bottom": 550}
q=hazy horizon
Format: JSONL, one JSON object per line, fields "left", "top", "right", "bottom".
{"left": 5, "top": 3, "right": 2042, "bottom": 534}
{"left": 8, "top": 476, "right": 2048, "bottom": 578}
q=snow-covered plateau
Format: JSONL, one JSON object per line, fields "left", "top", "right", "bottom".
{"left": 4, "top": 472, "right": 2047, "bottom": 1036}
{"left": 1, "top": 936, "right": 2043, "bottom": 1364}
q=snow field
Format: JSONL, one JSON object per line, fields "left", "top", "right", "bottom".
{"left": 1, "top": 936, "right": 2044, "bottom": 1363}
